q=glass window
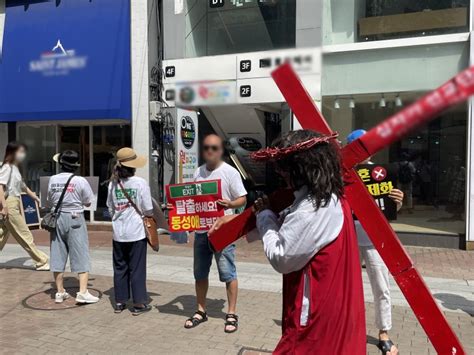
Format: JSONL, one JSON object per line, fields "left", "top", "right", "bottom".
{"left": 184, "top": 0, "right": 296, "bottom": 57}
{"left": 322, "top": 94, "right": 467, "bottom": 236}
{"left": 18, "top": 125, "right": 56, "bottom": 195}
{"left": 360, "top": 0, "right": 470, "bottom": 41}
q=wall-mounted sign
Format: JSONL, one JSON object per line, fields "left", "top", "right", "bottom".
{"left": 240, "top": 85, "right": 251, "bottom": 97}
{"left": 240, "top": 60, "right": 251, "bottom": 72}
{"left": 210, "top": 0, "right": 225, "bottom": 8}
{"left": 165, "top": 65, "right": 176, "bottom": 77}
{"left": 176, "top": 109, "right": 199, "bottom": 183}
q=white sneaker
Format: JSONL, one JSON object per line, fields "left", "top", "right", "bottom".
{"left": 55, "top": 291, "right": 70, "bottom": 303}
{"left": 75, "top": 290, "right": 99, "bottom": 304}
{"left": 36, "top": 263, "right": 50, "bottom": 271}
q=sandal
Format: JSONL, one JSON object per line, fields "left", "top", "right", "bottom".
{"left": 131, "top": 304, "right": 152, "bottom": 316}
{"left": 224, "top": 313, "right": 239, "bottom": 333}
{"left": 114, "top": 303, "right": 127, "bottom": 314}
{"left": 378, "top": 340, "right": 396, "bottom": 355}
{"left": 184, "top": 310, "right": 208, "bottom": 329}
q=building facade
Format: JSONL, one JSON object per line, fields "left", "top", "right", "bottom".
{"left": 0, "top": 0, "right": 152, "bottom": 222}
{"left": 161, "top": 0, "right": 474, "bottom": 249}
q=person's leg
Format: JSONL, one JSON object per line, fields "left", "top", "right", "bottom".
{"left": 129, "top": 238, "right": 148, "bottom": 307}
{"left": 362, "top": 246, "right": 397, "bottom": 354}
{"left": 185, "top": 233, "right": 213, "bottom": 327}
{"left": 0, "top": 221, "right": 10, "bottom": 251}
{"left": 54, "top": 272, "right": 65, "bottom": 292}
{"left": 215, "top": 243, "right": 238, "bottom": 332}
{"left": 5, "top": 197, "right": 49, "bottom": 267}
{"left": 113, "top": 240, "right": 130, "bottom": 304}
{"left": 67, "top": 214, "right": 91, "bottom": 294}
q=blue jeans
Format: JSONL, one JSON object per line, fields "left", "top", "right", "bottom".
{"left": 193, "top": 232, "right": 237, "bottom": 283}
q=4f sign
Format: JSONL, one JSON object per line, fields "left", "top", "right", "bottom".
{"left": 210, "top": 0, "right": 224, "bottom": 8}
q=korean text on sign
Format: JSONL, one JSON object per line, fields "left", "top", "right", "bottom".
{"left": 165, "top": 180, "right": 224, "bottom": 232}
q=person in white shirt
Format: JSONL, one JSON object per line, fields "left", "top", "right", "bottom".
{"left": 107, "top": 148, "right": 153, "bottom": 315}
{"left": 0, "top": 142, "right": 49, "bottom": 271}
{"left": 184, "top": 134, "right": 247, "bottom": 333}
{"left": 211, "top": 130, "right": 366, "bottom": 353}
{"left": 47, "top": 150, "right": 98, "bottom": 304}
{"left": 347, "top": 129, "right": 402, "bottom": 355}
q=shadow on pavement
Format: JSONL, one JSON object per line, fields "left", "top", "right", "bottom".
{"left": 0, "top": 257, "right": 34, "bottom": 270}
{"left": 156, "top": 295, "right": 226, "bottom": 319}
{"left": 434, "top": 293, "right": 474, "bottom": 316}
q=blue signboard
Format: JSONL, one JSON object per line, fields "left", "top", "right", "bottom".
{"left": 0, "top": 0, "right": 131, "bottom": 122}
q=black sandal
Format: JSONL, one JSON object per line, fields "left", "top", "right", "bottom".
{"left": 184, "top": 310, "right": 208, "bottom": 329}
{"left": 378, "top": 340, "right": 396, "bottom": 355}
{"left": 131, "top": 304, "right": 152, "bottom": 316}
{"left": 224, "top": 313, "right": 239, "bottom": 333}
{"left": 114, "top": 303, "right": 127, "bottom": 314}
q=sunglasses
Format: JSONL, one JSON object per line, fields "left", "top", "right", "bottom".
{"left": 203, "top": 145, "right": 221, "bottom": 152}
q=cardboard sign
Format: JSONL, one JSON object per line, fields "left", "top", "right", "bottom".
{"left": 20, "top": 194, "right": 41, "bottom": 228}
{"left": 356, "top": 164, "right": 397, "bottom": 221}
{"left": 166, "top": 180, "right": 224, "bottom": 232}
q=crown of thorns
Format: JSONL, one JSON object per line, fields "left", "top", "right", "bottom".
{"left": 250, "top": 132, "right": 339, "bottom": 161}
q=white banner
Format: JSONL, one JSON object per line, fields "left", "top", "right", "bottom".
{"left": 176, "top": 109, "right": 199, "bottom": 183}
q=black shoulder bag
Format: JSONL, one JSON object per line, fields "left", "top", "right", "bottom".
{"left": 41, "top": 174, "right": 75, "bottom": 232}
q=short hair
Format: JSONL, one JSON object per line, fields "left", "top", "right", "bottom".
{"left": 203, "top": 134, "right": 224, "bottom": 149}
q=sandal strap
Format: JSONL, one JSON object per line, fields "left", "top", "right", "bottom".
{"left": 194, "top": 310, "right": 207, "bottom": 319}
{"left": 225, "top": 313, "right": 238, "bottom": 320}
{"left": 378, "top": 340, "right": 395, "bottom": 354}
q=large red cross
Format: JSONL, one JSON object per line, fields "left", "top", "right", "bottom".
{"left": 209, "top": 63, "right": 474, "bottom": 354}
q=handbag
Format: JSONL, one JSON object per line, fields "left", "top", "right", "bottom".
{"left": 41, "top": 174, "right": 75, "bottom": 232}
{"left": 118, "top": 180, "right": 160, "bottom": 252}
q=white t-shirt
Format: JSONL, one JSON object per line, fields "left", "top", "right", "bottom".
{"left": 193, "top": 162, "right": 247, "bottom": 230}
{"left": 47, "top": 173, "right": 94, "bottom": 213}
{"left": 0, "top": 164, "right": 27, "bottom": 197}
{"left": 107, "top": 176, "right": 153, "bottom": 242}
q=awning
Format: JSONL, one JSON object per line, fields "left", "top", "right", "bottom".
{"left": 0, "top": 0, "right": 131, "bottom": 122}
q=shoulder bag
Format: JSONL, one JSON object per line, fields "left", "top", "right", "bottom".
{"left": 118, "top": 180, "right": 160, "bottom": 252}
{"left": 41, "top": 174, "right": 75, "bottom": 232}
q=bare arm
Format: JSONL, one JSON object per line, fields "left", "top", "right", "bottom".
{"left": 0, "top": 186, "right": 7, "bottom": 217}
{"left": 217, "top": 195, "right": 247, "bottom": 210}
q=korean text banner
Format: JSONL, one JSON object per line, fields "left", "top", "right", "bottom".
{"left": 356, "top": 164, "right": 397, "bottom": 220}
{"left": 166, "top": 180, "right": 224, "bottom": 232}
{"left": 0, "top": 0, "right": 131, "bottom": 122}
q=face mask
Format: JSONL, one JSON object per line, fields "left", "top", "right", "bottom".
{"left": 15, "top": 152, "right": 26, "bottom": 163}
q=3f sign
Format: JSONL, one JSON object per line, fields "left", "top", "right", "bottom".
{"left": 210, "top": 0, "right": 224, "bottom": 8}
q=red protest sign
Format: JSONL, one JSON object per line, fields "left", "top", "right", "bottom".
{"left": 165, "top": 180, "right": 224, "bottom": 232}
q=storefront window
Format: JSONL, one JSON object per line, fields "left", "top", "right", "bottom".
{"left": 184, "top": 0, "right": 296, "bottom": 57}
{"left": 324, "top": 0, "right": 470, "bottom": 45}
{"left": 322, "top": 94, "right": 467, "bottom": 236}
{"left": 93, "top": 125, "right": 131, "bottom": 221}
{"left": 18, "top": 125, "right": 56, "bottom": 195}
{"left": 360, "top": 0, "right": 469, "bottom": 41}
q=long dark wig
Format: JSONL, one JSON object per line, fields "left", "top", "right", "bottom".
{"left": 3, "top": 142, "right": 27, "bottom": 165}
{"left": 273, "top": 130, "right": 343, "bottom": 209}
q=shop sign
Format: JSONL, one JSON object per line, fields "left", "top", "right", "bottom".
{"left": 357, "top": 164, "right": 397, "bottom": 220}
{"left": 176, "top": 109, "right": 199, "bottom": 183}
{"left": 166, "top": 180, "right": 224, "bottom": 231}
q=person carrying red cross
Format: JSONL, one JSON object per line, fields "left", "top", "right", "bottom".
{"left": 212, "top": 129, "right": 366, "bottom": 354}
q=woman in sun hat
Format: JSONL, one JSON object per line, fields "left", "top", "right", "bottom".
{"left": 48, "top": 150, "right": 99, "bottom": 304}
{"left": 107, "top": 147, "right": 153, "bottom": 315}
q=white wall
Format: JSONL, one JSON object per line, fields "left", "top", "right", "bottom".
{"left": 130, "top": 0, "right": 150, "bottom": 182}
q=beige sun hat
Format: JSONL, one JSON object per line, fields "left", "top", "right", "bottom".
{"left": 116, "top": 147, "right": 147, "bottom": 168}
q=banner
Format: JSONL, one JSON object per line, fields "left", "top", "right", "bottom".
{"left": 176, "top": 108, "right": 199, "bottom": 183}
{"left": 166, "top": 180, "right": 224, "bottom": 232}
{"left": 356, "top": 164, "right": 397, "bottom": 220}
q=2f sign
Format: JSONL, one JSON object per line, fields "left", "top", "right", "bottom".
{"left": 210, "top": 0, "right": 224, "bottom": 8}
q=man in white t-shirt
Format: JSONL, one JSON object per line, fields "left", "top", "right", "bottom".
{"left": 184, "top": 134, "right": 247, "bottom": 334}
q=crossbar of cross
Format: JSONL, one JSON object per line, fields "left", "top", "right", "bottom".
{"left": 209, "top": 63, "right": 474, "bottom": 354}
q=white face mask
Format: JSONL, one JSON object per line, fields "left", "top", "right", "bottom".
{"left": 15, "top": 152, "right": 26, "bottom": 163}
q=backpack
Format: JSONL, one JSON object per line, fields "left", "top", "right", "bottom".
{"left": 399, "top": 162, "right": 413, "bottom": 184}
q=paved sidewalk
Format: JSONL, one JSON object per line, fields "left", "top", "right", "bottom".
{"left": 0, "top": 242, "right": 473, "bottom": 354}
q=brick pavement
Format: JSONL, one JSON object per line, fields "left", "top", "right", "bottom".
{"left": 23, "top": 229, "right": 474, "bottom": 280}
{"left": 0, "top": 267, "right": 473, "bottom": 354}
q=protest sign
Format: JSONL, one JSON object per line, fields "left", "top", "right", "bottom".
{"left": 356, "top": 164, "right": 397, "bottom": 220}
{"left": 166, "top": 179, "right": 224, "bottom": 232}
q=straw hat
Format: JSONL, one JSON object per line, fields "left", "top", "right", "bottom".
{"left": 116, "top": 147, "right": 147, "bottom": 168}
{"left": 53, "top": 151, "right": 81, "bottom": 167}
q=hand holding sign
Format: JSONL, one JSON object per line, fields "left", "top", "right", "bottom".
{"left": 166, "top": 180, "right": 225, "bottom": 232}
